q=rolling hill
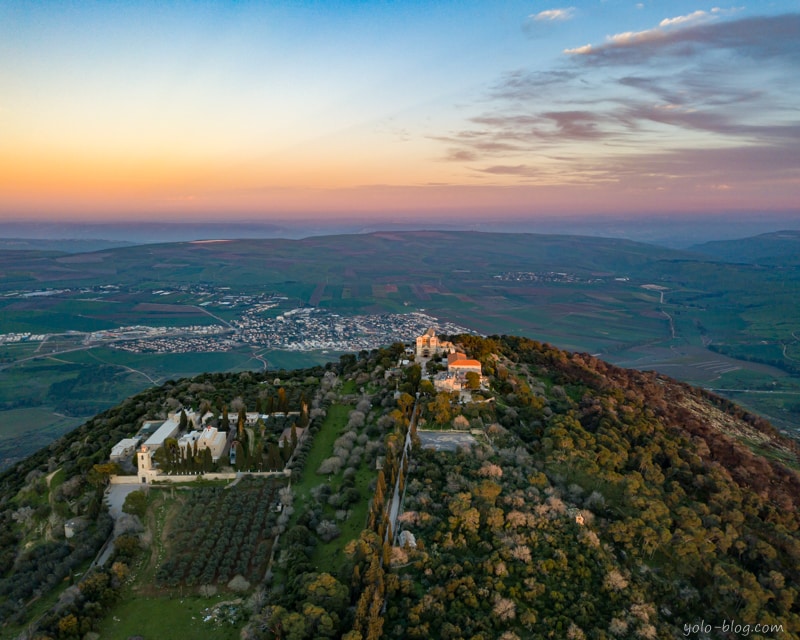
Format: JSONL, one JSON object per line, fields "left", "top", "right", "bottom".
{"left": 691, "top": 230, "right": 800, "bottom": 265}
{"left": 0, "top": 230, "right": 798, "bottom": 471}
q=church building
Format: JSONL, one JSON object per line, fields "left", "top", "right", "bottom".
{"left": 415, "top": 328, "right": 456, "bottom": 358}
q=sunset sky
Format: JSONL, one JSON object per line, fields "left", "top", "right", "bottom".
{"left": 1, "top": 1, "right": 798, "bottom": 223}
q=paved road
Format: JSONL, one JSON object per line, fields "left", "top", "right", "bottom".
{"left": 386, "top": 398, "right": 416, "bottom": 544}
{"left": 91, "top": 484, "right": 145, "bottom": 569}
{"left": 105, "top": 484, "right": 144, "bottom": 519}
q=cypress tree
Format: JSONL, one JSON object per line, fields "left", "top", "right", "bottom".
{"left": 221, "top": 405, "right": 230, "bottom": 431}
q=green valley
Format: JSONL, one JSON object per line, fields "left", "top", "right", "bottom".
{"left": 0, "top": 231, "right": 798, "bottom": 471}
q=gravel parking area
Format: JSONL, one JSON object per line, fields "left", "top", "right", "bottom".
{"left": 417, "top": 430, "right": 477, "bottom": 452}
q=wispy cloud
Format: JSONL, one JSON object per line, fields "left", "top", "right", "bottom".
{"left": 471, "top": 111, "right": 608, "bottom": 141}
{"left": 658, "top": 9, "right": 715, "bottom": 28}
{"left": 600, "top": 143, "right": 800, "bottom": 186}
{"left": 564, "top": 9, "right": 716, "bottom": 54}
{"left": 479, "top": 164, "right": 539, "bottom": 176}
{"left": 617, "top": 72, "right": 762, "bottom": 109}
{"left": 437, "top": 13, "right": 800, "bottom": 194}
{"left": 563, "top": 44, "right": 592, "bottom": 55}
{"left": 565, "top": 12, "right": 796, "bottom": 64}
{"left": 531, "top": 7, "right": 575, "bottom": 22}
{"left": 488, "top": 70, "right": 579, "bottom": 102}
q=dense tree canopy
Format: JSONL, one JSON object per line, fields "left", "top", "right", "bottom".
{"left": 1, "top": 337, "right": 798, "bottom": 639}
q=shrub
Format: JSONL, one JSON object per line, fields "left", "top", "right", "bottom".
{"left": 228, "top": 574, "right": 251, "bottom": 593}
{"left": 315, "top": 520, "right": 341, "bottom": 542}
{"left": 317, "top": 456, "right": 343, "bottom": 475}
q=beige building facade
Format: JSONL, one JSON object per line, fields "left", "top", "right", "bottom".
{"left": 415, "top": 328, "right": 456, "bottom": 358}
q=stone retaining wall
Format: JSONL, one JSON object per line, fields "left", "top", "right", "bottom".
{"left": 109, "top": 470, "right": 290, "bottom": 485}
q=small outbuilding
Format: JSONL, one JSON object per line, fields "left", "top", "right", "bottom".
{"left": 110, "top": 437, "right": 141, "bottom": 462}
{"left": 142, "top": 417, "right": 180, "bottom": 449}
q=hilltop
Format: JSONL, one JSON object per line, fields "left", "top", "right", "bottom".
{"left": 0, "top": 335, "right": 798, "bottom": 639}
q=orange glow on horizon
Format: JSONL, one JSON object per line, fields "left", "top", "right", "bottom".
{"left": 1, "top": 4, "right": 798, "bottom": 223}
{"left": 2, "top": 174, "right": 796, "bottom": 223}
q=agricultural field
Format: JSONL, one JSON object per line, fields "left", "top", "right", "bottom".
{"left": 90, "top": 485, "right": 254, "bottom": 640}
{"left": 0, "top": 293, "right": 222, "bottom": 333}
{"left": 0, "top": 407, "right": 83, "bottom": 469}
{"left": 79, "top": 347, "right": 259, "bottom": 380}
{"left": 257, "top": 350, "right": 344, "bottom": 372}
{"left": 154, "top": 478, "right": 282, "bottom": 589}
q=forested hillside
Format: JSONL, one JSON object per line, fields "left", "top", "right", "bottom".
{"left": 1, "top": 336, "right": 798, "bottom": 639}
{"left": 376, "top": 337, "right": 800, "bottom": 638}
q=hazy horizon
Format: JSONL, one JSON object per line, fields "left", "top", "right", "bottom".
{"left": 1, "top": 210, "right": 799, "bottom": 248}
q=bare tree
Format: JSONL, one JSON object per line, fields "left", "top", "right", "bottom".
{"left": 492, "top": 595, "right": 516, "bottom": 621}
{"left": 477, "top": 462, "right": 503, "bottom": 478}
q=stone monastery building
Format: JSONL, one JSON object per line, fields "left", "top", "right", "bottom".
{"left": 446, "top": 351, "right": 482, "bottom": 374}
{"left": 415, "top": 328, "right": 456, "bottom": 358}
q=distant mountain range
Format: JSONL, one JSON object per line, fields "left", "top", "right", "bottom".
{"left": 2, "top": 213, "right": 799, "bottom": 247}
{"left": 691, "top": 229, "right": 800, "bottom": 265}
{"left": 0, "top": 238, "right": 135, "bottom": 253}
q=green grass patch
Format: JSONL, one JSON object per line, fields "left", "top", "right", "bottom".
{"left": 0, "top": 341, "right": 40, "bottom": 361}
{"left": 0, "top": 308, "right": 115, "bottom": 333}
{"left": 95, "top": 594, "right": 242, "bottom": 640}
{"left": 137, "top": 490, "right": 180, "bottom": 588}
{"left": 292, "top": 404, "right": 351, "bottom": 501}
{"left": 303, "top": 408, "right": 377, "bottom": 574}
{"left": 310, "top": 456, "right": 375, "bottom": 575}
{"left": 337, "top": 464, "right": 372, "bottom": 539}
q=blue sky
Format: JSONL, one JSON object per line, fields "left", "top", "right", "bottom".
{"left": 0, "top": 1, "right": 798, "bottom": 221}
